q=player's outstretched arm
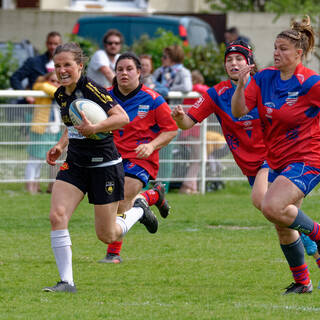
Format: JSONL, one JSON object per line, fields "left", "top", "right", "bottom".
{"left": 231, "top": 65, "right": 253, "bottom": 118}
{"left": 46, "top": 128, "right": 68, "bottom": 166}
{"left": 171, "top": 105, "right": 195, "bottom": 130}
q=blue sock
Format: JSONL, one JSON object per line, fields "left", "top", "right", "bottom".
{"left": 280, "top": 237, "right": 305, "bottom": 267}
{"left": 289, "top": 209, "right": 314, "bottom": 235}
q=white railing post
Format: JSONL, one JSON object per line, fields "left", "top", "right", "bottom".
{"left": 199, "top": 118, "right": 207, "bottom": 194}
{"left": 0, "top": 89, "right": 246, "bottom": 187}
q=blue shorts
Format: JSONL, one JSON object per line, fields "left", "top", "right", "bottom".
{"left": 268, "top": 162, "right": 320, "bottom": 195}
{"left": 247, "top": 161, "right": 270, "bottom": 187}
{"left": 122, "top": 159, "right": 150, "bottom": 187}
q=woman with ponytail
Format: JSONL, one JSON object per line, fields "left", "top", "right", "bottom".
{"left": 232, "top": 16, "right": 320, "bottom": 294}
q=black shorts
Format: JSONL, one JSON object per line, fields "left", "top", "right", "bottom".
{"left": 56, "top": 161, "right": 124, "bottom": 205}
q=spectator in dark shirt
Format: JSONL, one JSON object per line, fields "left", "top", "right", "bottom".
{"left": 10, "top": 31, "right": 62, "bottom": 104}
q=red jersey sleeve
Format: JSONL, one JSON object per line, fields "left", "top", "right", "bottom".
{"left": 244, "top": 78, "right": 259, "bottom": 111}
{"left": 187, "top": 91, "right": 216, "bottom": 123}
{"left": 155, "top": 101, "right": 178, "bottom": 132}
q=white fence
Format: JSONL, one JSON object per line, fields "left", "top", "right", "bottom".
{"left": 0, "top": 90, "right": 245, "bottom": 193}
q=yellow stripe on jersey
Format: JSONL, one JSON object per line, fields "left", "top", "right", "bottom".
{"left": 86, "top": 82, "right": 113, "bottom": 104}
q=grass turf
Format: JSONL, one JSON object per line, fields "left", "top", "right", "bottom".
{"left": 1, "top": 182, "right": 320, "bottom": 319}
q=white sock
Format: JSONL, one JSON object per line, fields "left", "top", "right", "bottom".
{"left": 116, "top": 207, "right": 143, "bottom": 236}
{"left": 51, "top": 229, "right": 74, "bottom": 286}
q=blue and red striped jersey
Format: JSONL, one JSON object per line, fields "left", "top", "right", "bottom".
{"left": 187, "top": 79, "right": 267, "bottom": 176}
{"left": 245, "top": 63, "right": 320, "bottom": 170}
{"left": 108, "top": 84, "right": 178, "bottom": 179}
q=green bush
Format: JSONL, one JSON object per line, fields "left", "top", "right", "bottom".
{"left": 131, "top": 29, "right": 226, "bottom": 86}
{"left": 67, "top": 34, "right": 99, "bottom": 63}
{"left": 0, "top": 42, "right": 18, "bottom": 90}
{"left": 68, "top": 29, "right": 227, "bottom": 87}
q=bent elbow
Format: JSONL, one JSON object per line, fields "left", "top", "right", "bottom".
{"left": 232, "top": 109, "right": 243, "bottom": 118}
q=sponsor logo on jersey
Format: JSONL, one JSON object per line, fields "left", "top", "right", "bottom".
{"left": 265, "top": 105, "right": 273, "bottom": 120}
{"left": 238, "top": 114, "right": 254, "bottom": 121}
{"left": 297, "top": 74, "right": 305, "bottom": 83}
{"left": 218, "top": 86, "right": 229, "bottom": 96}
{"left": 226, "top": 134, "right": 240, "bottom": 150}
{"left": 137, "top": 105, "right": 150, "bottom": 118}
{"left": 265, "top": 102, "right": 276, "bottom": 109}
{"left": 243, "top": 120, "right": 252, "bottom": 127}
{"left": 67, "top": 126, "right": 85, "bottom": 140}
{"left": 60, "top": 162, "right": 69, "bottom": 171}
{"left": 286, "top": 91, "right": 299, "bottom": 106}
{"left": 105, "top": 181, "right": 115, "bottom": 195}
{"left": 92, "top": 157, "right": 103, "bottom": 162}
{"left": 193, "top": 96, "right": 204, "bottom": 109}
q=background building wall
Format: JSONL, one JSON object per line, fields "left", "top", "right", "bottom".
{"left": 0, "top": 9, "right": 318, "bottom": 72}
{"left": 227, "top": 12, "right": 319, "bottom": 71}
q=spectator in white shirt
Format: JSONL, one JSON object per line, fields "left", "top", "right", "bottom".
{"left": 87, "top": 29, "right": 123, "bottom": 88}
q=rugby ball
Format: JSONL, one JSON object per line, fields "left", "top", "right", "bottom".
{"left": 69, "top": 98, "right": 109, "bottom": 140}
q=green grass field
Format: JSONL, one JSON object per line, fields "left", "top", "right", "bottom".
{"left": 1, "top": 182, "right": 320, "bottom": 319}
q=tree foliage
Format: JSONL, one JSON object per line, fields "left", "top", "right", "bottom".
{"left": 132, "top": 29, "right": 226, "bottom": 86}
{"left": 0, "top": 42, "right": 18, "bottom": 90}
{"left": 206, "top": 0, "right": 320, "bottom": 17}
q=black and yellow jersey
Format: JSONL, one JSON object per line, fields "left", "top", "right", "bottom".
{"left": 54, "top": 76, "right": 121, "bottom": 167}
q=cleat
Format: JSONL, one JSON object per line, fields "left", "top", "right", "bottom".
{"left": 134, "top": 197, "right": 158, "bottom": 233}
{"left": 153, "top": 182, "right": 171, "bottom": 218}
{"left": 282, "top": 281, "right": 312, "bottom": 295}
{"left": 99, "top": 253, "right": 122, "bottom": 264}
{"left": 43, "top": 281, "right": 77, "bottom": 293}
{"left": 300, "top": 233, "right": 317, "bottom": 256}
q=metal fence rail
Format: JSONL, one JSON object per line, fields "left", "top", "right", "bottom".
{"left": 0, "top": 90, "right": 245, "bottom": 193}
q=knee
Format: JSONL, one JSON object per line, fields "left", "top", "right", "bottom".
{"left": 49, "top": 206, "right": 68, "bottom": 227}
{"left": 251, "top": 193, "right": 262, "bottom": 211}
{"left": 97, "top": 230, "right": 117, "bottom": 244}
{"left": 261, "top": 200, "right": 282, "bottom": 223}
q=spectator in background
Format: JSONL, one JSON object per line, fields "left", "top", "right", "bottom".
{"left": 224, "top": 27, "right": 250, "bottom": 46}
{"left": 99, "top": 52, "right": 178, "bottom": 263}
{"left": 87, "top": 29, "right": 123, "bottom": 88}
{"left": 178, "top": 70, "right": 211, "bottom": 194}
{"left": 153, "top": 44, "right": 192, "bottom": 95}
{"left": 140, "top": 54, "right": 169, "bottom": 98}
{"left": 183, "top": 70, "right": 210, "bottom": 105}
{"left": 25, "top": 72, "right": 61, "bottom": 194}
{"left": 10, "top": 31, "right": 62, "bottom": 104}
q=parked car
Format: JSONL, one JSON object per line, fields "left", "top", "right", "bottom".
{"left": 0, "top": 40, "right": 37, "bottom": 91}
{"left": 72, "top": 14, "right": 217, "bottom": 48}
{"left": 0, "top": 40, "right": 37, "bottom": 67}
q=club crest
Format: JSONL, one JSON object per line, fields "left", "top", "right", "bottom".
{"left": 137, "top": 105, "right": 150, "bottom": 118}
{"left": 105, "top": 181, "right": 115, "bottom": 195}
{"left": 286, "top": 92, "right": 299, "bottom": 106}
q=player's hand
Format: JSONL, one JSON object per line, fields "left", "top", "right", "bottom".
{"left": 46, "top": 145, "right": 63, "bottom": 166}
{"left": 171, "top": 105, "right": 185, "bottom": 121}
{"left": 135, "top": 143, "right": 155, "bottom": 159}
{"left": 75, "top": 111, "right": 95, "bottom": 137}
{"left": 237, "top": 64, "right": 255, "bottom": 88}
